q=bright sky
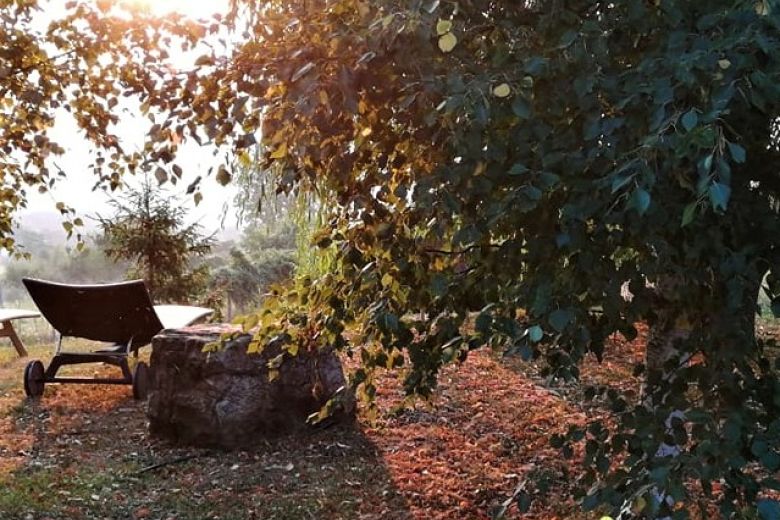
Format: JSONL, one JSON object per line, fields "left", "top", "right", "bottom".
{"left": 126, "top": 0, "right": 231, "bottom": 18}
{"left": 22, "top": 0, "right": 241, "bottom": 238}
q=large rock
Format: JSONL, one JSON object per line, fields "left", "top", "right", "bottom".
{"left": 147, "top": 324, "right": 355, "bottom": 448}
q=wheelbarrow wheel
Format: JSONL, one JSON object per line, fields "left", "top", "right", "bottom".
{"left": 132, "top": 361, "right": 150, "bottom": 401}
{"left": 24, "top": 360, "right": 45, "bottom": 398}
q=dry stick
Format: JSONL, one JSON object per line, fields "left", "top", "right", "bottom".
{"left": 134, "top": 453, "right": 203, "bottom": 475}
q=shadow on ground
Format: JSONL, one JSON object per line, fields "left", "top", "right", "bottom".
{"left": 0, "top": 346, "right": 411, "bottom": 520}
{"left": 0, "top": 338, "right": 611, "bottom": 520}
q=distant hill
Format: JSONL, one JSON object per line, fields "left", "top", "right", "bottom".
{"left": 12, "top": 209, "right": 241, "bottom": 253}
{"left": 12, "top": 211, "right": 98, "bottom": 255}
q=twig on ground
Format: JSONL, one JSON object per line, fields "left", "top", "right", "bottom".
{"left": 134, "top": 453, "right": 203, "bottom": 475}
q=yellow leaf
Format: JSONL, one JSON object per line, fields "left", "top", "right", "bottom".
{"left": 436, "top": 19, "right": 452, "bottom": 35}
{"left": 438, "top": 32, "right": 458, "bottom": 53}
{"left": 242, "top": 313, "right": 259, "bottom": 331}
{"left": 238, "top": 150, "right": 252, "bottom": 168}
{"left": 493, "top": 83, "right": 511, "bottom": 98}
{"left": 718, "top": 59, "right": 731, "bottom": 69}
{"left": 361, "top": 127, "right": 372, "bottom": 137}
{"left": 675, "top": 315, "right": 693, "bottom": 331}
{"left": 270, "top": 142, "right": 287, "bottom": 159}
{"left": 247, "top": 340, "right": 262, "bottom": 354}
{"left": 319, "top": 90, "right": 330, "bottom": 106}
{"left": 381, "top": 273, "right": 394, "bottom": 287}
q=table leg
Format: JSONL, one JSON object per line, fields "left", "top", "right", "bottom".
{"left": 0, "top": 321, "right": 28, "bottom": 357}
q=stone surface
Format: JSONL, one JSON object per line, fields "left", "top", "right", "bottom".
{"left": 147, "top": 324, "right": 355, "bottom": 448}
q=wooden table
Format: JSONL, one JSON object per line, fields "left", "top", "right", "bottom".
{"left": 0, "top": 309, "right": 41, "bottom": 357}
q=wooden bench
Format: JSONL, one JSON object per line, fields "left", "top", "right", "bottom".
{"left": 0, "top": 308, "right": 41, "bottom": 357}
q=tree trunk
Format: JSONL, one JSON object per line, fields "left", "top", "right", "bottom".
{"left": 641, "top": 270, "right": 764, "bottom": 518}
{"left": 643, "top": 274, "right": 692, "bottom": 401}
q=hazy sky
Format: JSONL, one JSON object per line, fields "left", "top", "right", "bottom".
{"left": 22, "top": 0, "right": 241, "bottom": 236}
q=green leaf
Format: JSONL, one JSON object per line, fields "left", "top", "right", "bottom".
{"left": 761, "top": 451, "right": 780, "bottom": 471}
{"left": 703, "top": 154, "right": 713, "bottom": 173}
{"left": 558, "top": 30, "right": 577, "bottom": 48}
{"left": 548, "top": 309, "right": 572, "bottom": 332}
{"left": 516, "top": 491, "right": 533, "bottom": 513}
{"left": 728, "top": 142, "right": 746, "bottom": 164}
{"left": 685, "top": 409, "right": 710, "bottom": 423}
{"left": 438, "top": 32, "right": 458, "bottom": 53}
{"left": 758, "top": 499, "right": 780, "bottom": 520}
{"left": 475, "top": 312, "right": 492, "bottom": 333}
{"left": 582, "top": 493, "right": 600, "bottom": 511}
{"left": 681, "top": 109, "right": 698, "bottom": 131}
{"left": 511, "top": 97, "right": 531, "bottom": 119}
{"left": 681, "top": 202, "right": 697, "bottom": 227}
{"left": 524, "top": 57, "right": 547, "bottom": 75}
{"left": 383, "top": 313, "right": 399, "bottom": 332}
{"left": 611, "top": 174, "right": 634, "bottom": 193}
{"left": 518, "top": 340, "right": 533, "bottom": 361}
{"left": 708, "top": 182, "right": 731, "bottom": 212}
{"left": 430, "top": 274, "right": 447, "bottom": 297}
{"left": 528, "top": 325, "right": 543, "bottom": 343}
{"left": 771, "top": 300, "right": 780, "bottom": 318}
{"left": 631, "top": 188, "right": 651, "bottom": 215}
{"left": 649, "top": 466, "right": 670, "bottom": 485}
{"left": 509, "top": 163, "right": 529, "bottom": 175}
{"left": 523, "top": 185, "right": 543, "bottom": 201}
{"left": 493, "top": 83, "right": 511, "bottom": 98}
{"left": 435, "top": 19, "right": 452, "bottom": 35}
{"left": 539, "top": 171, "right": 560, "bottom": 189}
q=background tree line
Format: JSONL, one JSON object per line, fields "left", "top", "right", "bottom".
{"left": 1, "top": 169, "right": 300, "bottom": 325}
